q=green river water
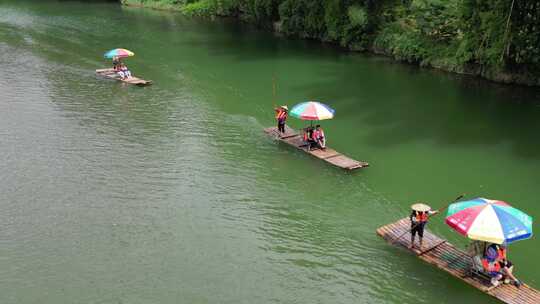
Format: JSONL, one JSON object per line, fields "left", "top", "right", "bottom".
{"left": 1, "top": 1, "right": 540, "bottom": 303}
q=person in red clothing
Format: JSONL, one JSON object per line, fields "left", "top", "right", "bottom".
{"left": 313, "top": 125, "right": 326, "bottom": 149}
{"left": 303, "top": 126, "right": 315, "bottom": 148}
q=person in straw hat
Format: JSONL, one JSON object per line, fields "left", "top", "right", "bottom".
{"left": 274, "top": 105, "right": 289, "bottom": 136}
{"left": 409, "top": 203, "right": 438, "bottom": 249}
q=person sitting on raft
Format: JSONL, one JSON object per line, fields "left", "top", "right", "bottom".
{"left": 482, "top": 245, "right": 504, "bottom": 287}
{"left": 312, "top": 125, "right": 326, "bottom": 149}
{"left": 409, "top": 203, "right": 438, "bottom": 249}
{"left": 118, "top": 64, "right": 132, "bottom": 80}
{"left": 117, "top": 63, "right": 125, "bottom": 79}
{"left": 485, "top": 244, "right": 521, "bottom": 287}
{"left": 303, "top": 126, "right": 316, "bottom": 150}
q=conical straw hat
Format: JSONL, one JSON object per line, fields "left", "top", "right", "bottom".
{"left": 411, "top": 203, "right": 431, "bottom": 212}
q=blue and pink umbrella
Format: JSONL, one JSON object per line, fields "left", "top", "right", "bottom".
{"left": 104, "top": 48, "right": 134, "bottom": 59}
{"left": 290, "top": 101, "right": 335, "bottom": 121}
{"left": 445, "top": 198, "right": 533, "bottom": 244}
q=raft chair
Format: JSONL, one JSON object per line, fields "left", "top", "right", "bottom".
{"left": 467, "top": 241, "right": 497, "bottom": 284}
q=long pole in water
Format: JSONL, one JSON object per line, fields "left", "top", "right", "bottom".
{"left": 272, "top": 74, "right": 277, "bottom": 109}
{"left": 390, "top": 194, "right": 465, "bottom": 245}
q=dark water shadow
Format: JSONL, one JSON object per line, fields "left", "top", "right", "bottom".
{"left": 120, "top": 4, "right": 345, "bottom": 64}
{"left": 288, "top": 55, "right": 540, "bottom": 159}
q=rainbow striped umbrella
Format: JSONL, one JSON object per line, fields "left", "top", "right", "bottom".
{"left": 290, "top": 101, "right": 335, "bottom": 121}
{"left": 104, "top": 48, "right": 134, "bottom": 59}
{"left": 445, "top": 198, "right": 533, "bottom": 244}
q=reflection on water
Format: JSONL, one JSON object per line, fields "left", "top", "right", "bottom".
{"left": 1, "top": 1, "right": 539, "bottom": 303}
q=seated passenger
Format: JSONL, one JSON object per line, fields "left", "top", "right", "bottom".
{"left": 303, "top": 127, "right": 316, "bottom": 149}
{"left": 117, "top": 64, "right": 131, "bottom": 80}
{"left": 117, "top": 63, "right": 124, "bottom": 78}
{"left": 121, "top": 64, "right": 131, "bottom": 79}
{"left": 117, "top": 69, "right": 125, "bottom": 79}
{"left": 313, "top": 125, "right": 326, "bottom": 149}
{"left": 488, "top": 244, "right": 521, "bottom": 287}
{"left": 482, "top": 247, "right": 503, "bottom": 287}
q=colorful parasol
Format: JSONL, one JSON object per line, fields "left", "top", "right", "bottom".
{"left": 104, "top": 48, "right": 134, "bottom": 59}
{"left": 445, "top": 198, "right": 533, "bottom": 244}
{"left": 290, "top": 101, "right": 335, "bottom": 121}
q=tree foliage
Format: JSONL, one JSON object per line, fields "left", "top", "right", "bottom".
{"left": 123, "top": 0, "right": 540, "bottom": 83}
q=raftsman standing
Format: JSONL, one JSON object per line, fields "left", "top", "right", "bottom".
{"left": 409, "top": 203, "right": 438, "bottom": 249}
{"left": 275, "top": 105, "right": 288, "bottom": 136}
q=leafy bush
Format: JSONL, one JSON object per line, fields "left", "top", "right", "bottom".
{"left": 278, "top": 0, "right": 326, "bottom": 38}
{"left": 347, "top": 5, "right": 367, "bottom": 28}
{"left": 181, "top": 0, "right": 213, "bottom": 16}
{"left": 240, "top": 0, "right": 279, "bottom": 26}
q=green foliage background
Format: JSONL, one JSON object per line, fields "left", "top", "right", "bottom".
{"left": 122, "top": 0, "right": 540, "bottom": 84}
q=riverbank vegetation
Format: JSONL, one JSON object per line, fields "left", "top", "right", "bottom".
{"left": 121, "top": 0, "right": 540, "bottom": 86}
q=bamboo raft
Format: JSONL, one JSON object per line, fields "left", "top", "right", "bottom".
{"left": 95, "top": 68, "right": 152, "bottom": 86}
{"left": 264, "top": 126, "right": 369, "bottom": 171}
{"left": 377, "top": 218, "right": 540, "bottom": 304}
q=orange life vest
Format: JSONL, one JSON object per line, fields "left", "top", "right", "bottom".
{"left": 276, "top": 109, "right": 287, "bottom": 121}
{"left": 415, "top": 212, "right": 428, "bottom": 223}
{"left": 303, "top": 128, "right": 313, "bottom": 141}
{"left": 482, "top": 258, "right": 501, "bottom": 272}
{"left": 497, "top": 248, "right": 507, "bottom": 261}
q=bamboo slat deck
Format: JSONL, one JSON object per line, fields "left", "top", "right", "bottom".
{"left": 264, "top": 126, "right": 369, "bottom": 171}
{"left": 377, "top": 218, "right": 540, "bottom": 304}
{"left": 95, "top": 68, "right": 152, "bottom": 86}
